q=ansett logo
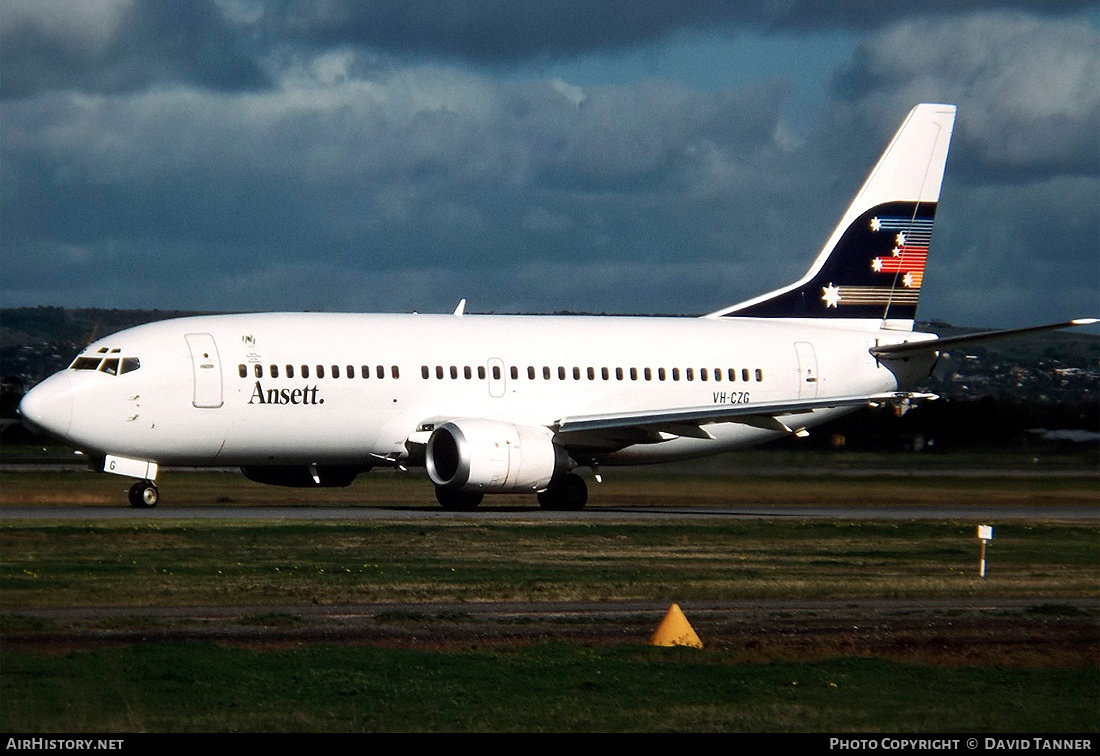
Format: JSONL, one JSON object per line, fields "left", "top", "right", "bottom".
{"left": 248, "top": 381, "right": 324, "bottom": 405}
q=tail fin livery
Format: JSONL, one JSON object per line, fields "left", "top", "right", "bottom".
{"left": 708, "top": 103, "right": 956, "bottom": 329}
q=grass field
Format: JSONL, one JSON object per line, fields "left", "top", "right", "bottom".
{"left": 1, "top": 457, "right": 1097, "bottom": 732}
{"left": 3, "top": 644, "right": 1095, "bottom": 732}
{"left": 2, "top": 519, "right": 1098, "bottom": 607}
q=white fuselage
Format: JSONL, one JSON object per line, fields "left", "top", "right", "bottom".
{"left": 20, "top": 312, "right": 924, "bottom": 470}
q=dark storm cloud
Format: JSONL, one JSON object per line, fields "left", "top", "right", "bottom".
{"left": 831, "top": 11, "right": 1100, "bottom": 179}
{"left": 0, "top": 1, "right": 1095, "bottom": 328}
{"left": 268, "top": 0, "right": 1095, "bottom": 61}
{"left": 0, "top": 0, "right": 269, "bottom": 99}
{"left": 3, "top": 1, "right": 1091, "bottom": 98}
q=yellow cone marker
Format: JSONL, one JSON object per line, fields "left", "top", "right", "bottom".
{"left": 650, "top": 603, "right": 703, "bottom": 648}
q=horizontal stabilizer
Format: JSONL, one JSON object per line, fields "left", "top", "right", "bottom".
{"left": 871, "top": 319, "right": 1098, "bottom": 357}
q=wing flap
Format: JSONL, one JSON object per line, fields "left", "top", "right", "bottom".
{"left": 556, "top": 392, "right": 931, "bottom": 439}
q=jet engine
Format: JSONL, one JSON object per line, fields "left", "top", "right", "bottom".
{"left": 425, "top": 419, "right": 567, "bottom": 493}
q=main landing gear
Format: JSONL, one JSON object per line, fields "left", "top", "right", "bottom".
{"left": 128, "top": 479, "right": 159, "bottom": 508}
{"left": 433, "top": 472, "right": 589, "bottom": 511}
{"left": 537, "top": 473, "right": 587, "bottom": 511}
{"left": 434, "top": 487, "right": 484, "bottom": 511}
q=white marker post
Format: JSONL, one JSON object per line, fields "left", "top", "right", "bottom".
{"left": 977, "top": 525, "right": 994, "bottom": 578}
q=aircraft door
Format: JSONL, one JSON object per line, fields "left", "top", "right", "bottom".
{"left": 487, "top": 358, "right": 506, "bottom": 398}
{"left": 185, "top": 333, "right": 224, "bottom": 408}
{"left": 794, "top": 342, "right": 819, "bottom": 399}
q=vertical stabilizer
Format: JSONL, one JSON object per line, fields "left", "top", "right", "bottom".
{"left": 708, "top": 104, "right": 956, "bottom": 329}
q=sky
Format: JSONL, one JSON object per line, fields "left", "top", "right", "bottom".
{"left": 2, "top": 1, "right": 1097, "bottom": 328}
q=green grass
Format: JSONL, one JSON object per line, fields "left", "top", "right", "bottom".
{"left": 2, "top": 520, "right": 1097, "bottom": 607}
{"left": 2, "top": 643, "right": 1095, "bottom": 732}
{"left": 2, "top": 463, "right": 1096, "bottom": 732}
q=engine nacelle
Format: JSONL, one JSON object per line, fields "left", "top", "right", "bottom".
{"left": 425, "top": 419, "right": 566, "bottom": 493}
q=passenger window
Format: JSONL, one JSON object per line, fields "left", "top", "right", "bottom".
{"left": 601, "top": 367, "right": 609, "bottom": 380}
{"left": 255, "top": 365, "right": 263, "bottom": 378}
{"left": 510, "top": 366, "right": 518, "bottom": 380}
{"left": 558, "top": 367, "right": 566, "bottom": 380}
{"left": 302, "top": 365, "right": 310, "bottom": 379}
{"left": 686, "top": 368, "right": 694, "bottom": 381}
{"left": 270, "top": 365, "right": 279, "bottom": 378}
{"left": 422, "top": 366, "right": 430, "bottom": 379}
{"left": 287, "top": 365, "right": 295, "bottom": 379}
{"left": 492, "top": 365, "right": 501, "bottom": 380}
{"left": 464, "top": 366, "right": 472, "bottom": 379}
{"left": 478, "top": 366, "right": 486, "bottom": 380}
{"left": 450, "top": 366, "right": 458, "bottom": 379}
{"left": 644, "top": 367, "right": 651, "bottom": 381}
{"left": 331, "top": 365, "right": 339, "bottom": 379}
{"left": 714, "top": 368, "right": 721, "bottom": 382}
{"left": 317, "top": 365, "right": 325, "bottom": 379}
{"left": 573, "top": 367, "right": 581, "bottom": 380}
{"left": 700, "top": 368, "right": 708, "bottom": 382}
{"left": 672, "top": 368, "right": 680, "bottom": 381}
{"left": 527, "top": 366, "right": 536, "bottom": 380}
{"left": 436, "top": 366, "right": 444, "bottom": 379}
{"left": 362, "top": 366, "right": 370, "bottom": 379}
{"left": 587, "top": 367, "right": 595, "bottom": 380}
{"left": 391, "top": 366, "right": 400, "bottom": 379}
{"left": 729, "top": 368, "right": 736, "bottom": 382}
{"left": 742, "top": 368, "right": 749, "bottom": 382}
{"left": 756, "top": 369, "right": 763, "bottom": 382}
{"left": 378, "top": 366, "right": 385, "bottom": 379}
{"left": 238, "top": 364, "right": 247, "bottom": 378}
{"left": 543, "top": 366, "right": 551, "bottom": 380}
{"left": 346, "top": 366, "right": 354, "bottom": 379}
{"left": 658, "top": 368, "right": 666, "bottom": 381}
{"left": 120, "top": 357, "right": 141, "bottom": 375}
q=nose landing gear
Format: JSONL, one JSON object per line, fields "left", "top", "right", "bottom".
{"left": 128, "top": 479, "right": 159, "bottom": 508}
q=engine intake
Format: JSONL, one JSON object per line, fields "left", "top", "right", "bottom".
{"left": 425, "top": 419, "right": 566, "bottom": 493}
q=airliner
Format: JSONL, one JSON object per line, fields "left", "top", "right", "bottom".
{"left": 17, "top": 103, "right": 1094, "bottom": 509}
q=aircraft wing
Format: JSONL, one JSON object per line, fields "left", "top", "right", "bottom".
{"left": 870, "top": 319, "right": 1097, "bottom": 357}
{"left": 554, "top": 391, "right": 931, "bottom": 444}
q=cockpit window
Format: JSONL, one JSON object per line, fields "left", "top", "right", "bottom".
{"left": 69, "top": 350, "right": 141, "bottom": 375}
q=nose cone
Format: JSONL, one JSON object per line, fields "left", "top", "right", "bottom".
{"left": 18, "top": 372, "right": 74, "bottom": 440}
